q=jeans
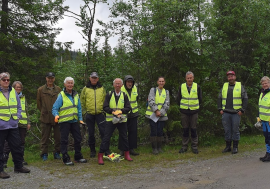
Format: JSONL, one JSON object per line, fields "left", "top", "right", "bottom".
{"left": 222, "top": 112, "right": 241, "bottom": 141}
{"left": 262, "top": 121, "right": 270, "bottom": 153}
{"left": 149, "top": 119, "right": 165, "bottom": 137}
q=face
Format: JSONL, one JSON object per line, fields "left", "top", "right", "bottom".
{"left": 261, "top": 81, "right": 270, "bottom": 90}
{"left": 113, "top": 79, "right": 123, "bottom": 92}
{"left": 186, "top": 74, "right": 194, "bottom": 85}
{"left": 126, "top": 80, "right": 133, "bottom": 89}
{"left": 227, "top": 74, "right": 236, "bottom": 84}
{"left": 14, "top": 83, "right": 22, "bottom": 94}
{"left": 157, "top": 78, "right": 165, "bottom": 88}
{"left": 64, "top": 80, "right": 74, "bottom": 91}
{"left": 90, "top": 77, "right": 99, "bottom": 85}
{"left": 0, "top": 77, "right": 10, "bottom": 89}
{"left": 46, "top": 76, "right": 55, "bottom": 86}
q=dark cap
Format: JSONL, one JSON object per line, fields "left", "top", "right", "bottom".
{"left": 90, "top": 72, "right": 99, "bottom": 78}
{"left": 46, "top": 72, "right": 55, "bottom": 77}
{"left": 226, "top": 71, "right": 235, "bottom": 76}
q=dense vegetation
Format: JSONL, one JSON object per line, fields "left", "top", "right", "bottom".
{"left": 1, "top": 0, "right": 268, "bottom": 150}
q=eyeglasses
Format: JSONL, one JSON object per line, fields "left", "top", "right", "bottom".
{"left": 1, "top": 79, "right": 10, "bottom": 82}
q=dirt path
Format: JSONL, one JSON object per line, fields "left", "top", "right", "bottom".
{"left": 1, "top": 149, "right": 268, "bottom": 189}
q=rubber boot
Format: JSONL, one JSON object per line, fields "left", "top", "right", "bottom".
{"left": 98, "top": 153, "right": 104, "bottom": 165}
{"left": 157, "top": 137, "right": 163, "bottom": 153}
{"left": 124, "top": 151, "right": 133, "bottom": 161}
{"left": 262, "top": 152, "right": 270, "bottom": 162}
{"left": 222, "top": 141, "right": 232, "bottom": 153}
{"left": 150, "top": 137, "right": 158, "bottom": 155}
{"left": 232, "top": 140, "right": 238, "bottom": 154}
{"left": 260, "top": 153, "right": 267, "bottom": 161}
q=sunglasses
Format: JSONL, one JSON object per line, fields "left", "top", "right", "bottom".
{"left": 1, "top": 79, "right": 10, "bottom": 82}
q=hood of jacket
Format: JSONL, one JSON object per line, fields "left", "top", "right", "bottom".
{"left": 124, "top": 75, "right": 135, "bottom": 89}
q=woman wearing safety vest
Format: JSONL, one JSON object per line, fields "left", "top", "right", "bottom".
{"left": 0, "top": 72, "right": 30, "bottom": 179}
{"left": 145, "top": 76, "right": 170, "bottom": 154}
{"left": 52, "top": 77, "right": 87, "bottom": 166}
{"left": 3, "top": 81, "right": 31, "bottom": 168}
{"left": 258, "top": 76, "right": 270, "bottom": 162}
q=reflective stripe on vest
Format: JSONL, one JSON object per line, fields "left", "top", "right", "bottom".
{"left": 259, "top": 92, "right": 270, "bottom": 121}
{"left": 180, "top": 82, "right": 199, "bottom": 110}
{"left": 106, "top": 91, "right": 127, "bottom": 122}
{"left": 121, "top": 85, "right": 138, "bottom": 113}
{"left": 222, "top": 82, "right": 242, "bottom": 110}
{"left": 58, "top": 91, "right": 79, "bottom": 123}
{"left": 145, "top": 88, "right": 167, "bottom": 116}
{"left": 0, "top": 88, "right": 18, "bottom": 121}
{"left": 19, "top": 96, "right": 28, "bottom": 124}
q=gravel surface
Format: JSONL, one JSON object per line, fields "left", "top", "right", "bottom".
{"left": 1, "top": 149, "right": 267, "bottom": 189}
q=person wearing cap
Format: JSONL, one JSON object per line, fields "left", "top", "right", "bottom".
{"left": 37, "top": 72, "right": 61, "bottom": 161}
{"left": 52, "top": 77, "right": 87, "bottom": 165}
{"left": 119, "top": 75, "right": 140, "bottom": 156}
{"left": 0, "top": 72, "right": 30, "bottom": 179}
{"left": 98, "top": 78, "right": 133, "bottom": 165}
{"left": 80, "top": 72, "right": 107, "bottom": 158}
{"left": 177, "top": 71, "right": 202, "bottom": 154}
{"left": 218, "top": 71, "right": 248, "bottom": 154}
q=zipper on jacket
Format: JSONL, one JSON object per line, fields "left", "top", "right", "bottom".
{"left": 94, "top": 88, "right": 97, "bottom": 114}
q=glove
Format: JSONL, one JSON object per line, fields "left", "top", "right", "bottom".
{"left": 54, "top": 115, "right": 59, "bottom": 123}
{"left": 257, "top": 117, "right": 261, "bottom": 122}
{"left": 112, "top": 110, "right": 122, "bottom": 117}
{"left": 80, "top": 120, "right": 85, "bottom": 125}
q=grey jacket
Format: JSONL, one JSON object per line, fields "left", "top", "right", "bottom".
{"left": 145, "top": 87, "right": 170, "bottom": 121}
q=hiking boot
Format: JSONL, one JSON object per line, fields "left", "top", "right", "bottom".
{"left": 119, "top": 150, "right": 124, "bottom": 156}
{"left": 150, "top": 136, "right": 158, "bottom": 155}
{"left": 157, "top": 137, "right": 163, "bottom": 153}
{"left": 54, "top": 152, "right": 61, "bottom": 160}
{"left": 192, "top": 148, "right": 199, "bottom": 154}
{"left": 262, "top": 153, "right": 270, "bottom": 162}
{"left": 129, "top": 149, "right": 139, "bottom": 156}
{"left": 232, "top": 140, "right": 238, "bottom": 154}
{"left": 179, "top": 148, "right": 187, "bottom": 153}
{"left": 41, "top": 153, "right": 48, "bottom": 161}
{"left": 222, "top": 141, "right": 232, "bottom": 153}
{"left": 64, "top": 160, "right": 74, "bottom": 166}
{"left": 23, "top": 161, "right": 28, "bottom": 165}
{"left": 260, "top": 153, "right": 267, "bottom": 161}
{"left": 0, "top": 171, "right": 10, "bottom": 179}
{"left": 14, "top": 167, "right": 30, "bottom": 173}
{"left": 90, "top": 151, "right": 96, "bottom": 158}
{"left": 75, "top": 158, "right": 87, "bottom": 163}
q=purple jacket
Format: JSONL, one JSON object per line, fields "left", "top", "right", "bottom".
{"left": 0, "top": 86, "right": 22, "bottom": 130}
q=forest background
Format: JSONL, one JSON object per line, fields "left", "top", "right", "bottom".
{"left": 0, "top": 0, "right": 269, "bottom": 150}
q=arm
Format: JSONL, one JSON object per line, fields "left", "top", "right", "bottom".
{"left": 240, "top": 85, "right": 248, "bottom": 113}
{"left": 103, "top": 92, "right": 114, "bottom": 114}
{"left": 37, "top": 87, "right": 42, "bottom": 111}
{"left": 16, "top": 93, "right": 22, "bottom": 120}
{"left": 25, "top": 98, "right": 31, "bottom": 130}
{"left": 121, "top": 93, "right": 132, "bottom": 114}
{"left": 80, "top": 87, "right": 86, "bottom": 115}
{"left": 77, "top": 98, "right": 83, "bottom": 121}
{"left": 160, "top": 90, "right": 170, "bottom": 116}
{"left": 176, "top": 85, "right": 182, "bottom": 106}
{"left": 217, "top": 88, "right": 223, "bottom": 112}
{"left": 148, "top": 88, "right": 158, "bottom": 112}
{"left": 52, "top": 94, "right": 63, "bottom": 117}
{"left": 198, "top": 85, "right": 202, "bottom": 105}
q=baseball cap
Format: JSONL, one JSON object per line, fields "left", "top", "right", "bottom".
{"left": 226, "top": 71, "right": 235, "bottom": 76}
{"left": 90, "top": 72, "right": 99, "bottom": 78}
{"left": 46, "top": 72, "right": 55, "bottom": 77}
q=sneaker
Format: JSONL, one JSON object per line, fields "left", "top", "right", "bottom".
{"left": 179, "top": 148, "right": 187, "bottom": 153}
{"left": 64, "top": 160, "right": 74, "bottom": 166}
{"left": 14, "top": 167, "right": 30, "bottom": 173}
{"left": 41, "top": 153, "right": 48, "bottom": 161}
{"left": 75, "top": 158, "right": 87, "bottom": 163}
{"left": 0, "top": 171, "right": 10, "bottom": 179}
{"left": 54, "top": 152, "right": 61, "bottom": 160}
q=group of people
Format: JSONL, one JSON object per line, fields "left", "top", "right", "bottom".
{"left": 1, "top": 69, "right": 269, "bottom": 179}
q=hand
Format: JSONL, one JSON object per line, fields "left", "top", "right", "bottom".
{"left": 257, "top": 117, "right": 261, "bottom": 122}
{"left": 27, "top": 124, "right": 31, "bottom": 130}
{"left": 54, "top": 115, "right": 59, "bottom": 123}
{"left": 220, "top": 110, "right": 224, "bottom": 115}
{"left": 155, "top": 110, "right": 161, "bottom": 117}
{"left": 237, "top": 111, "right": 242, "bottom": 116}
{"left": 80, "top": 120, "right": 85, "bottom": 125}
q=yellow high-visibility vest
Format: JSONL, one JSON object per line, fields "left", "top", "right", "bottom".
{"left": 121, "top": 85, "right": 138, "bottom": 113}
{"left": 19, "top": 96, "right": 28, "bottom": 124}
{"left": 106, "top": 91, "right": 127, "bottom": 122}
{"left": 0, "top": 88, "right": 18, "bottom": 121}
{"left": 145, "top": 88, "right": 167, "bottom": 116}
{"left": 180, "top": 83, "right": 199, "bottom": 110}
{"left": 259, "top": 92, "right": 270, "bottom": 121}
{"left": 222, "top": 82, "right": 242, "bottom": 110}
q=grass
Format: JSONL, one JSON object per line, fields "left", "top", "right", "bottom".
{"left": 6, "top": 134, "right": 265, "bottom": 180}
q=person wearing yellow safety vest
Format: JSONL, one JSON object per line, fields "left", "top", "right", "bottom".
{"left": 52, "top": 77, "right": 87, "bottom": 166}
{"left": 257, "top": 76, "right": 270, "bottom": 162}
{"left": 0, "top": 72, "right": 30, "bottom": 179}
{"left": 145, "top": 77, "right": 170, "bottom": 155}
{"left": 80, "top": 72, "right": 108, "bottom": 158}
{"left": 3, "top": 81, "right": 31, "bottom": 169}
{"left": 218, "top": 71, "right": 248, "bottom": 154}
{"left": 98, "top": 78, "right": 133, "bottom": 165}
{"left": 177, "top": 71, "right": 202, "bottom": 154}
{"left": 119, "top": 75, "right": 139, "bottom": 156}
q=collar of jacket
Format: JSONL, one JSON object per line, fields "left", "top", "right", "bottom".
{"left": 63, "top": 88, "right": 78, "bottom": 97}
{"left": 0, "top": 85, "right": 12, "bottom": 92}
{"left": 262, "top": 88, "right": 270, "bottom": 94}
{"left": 86, "top": 80, "right": 102, "bottom": 88}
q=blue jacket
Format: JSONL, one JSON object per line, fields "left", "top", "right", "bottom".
{"left": 52, "top": 88, "right": 83, "bottom": 123}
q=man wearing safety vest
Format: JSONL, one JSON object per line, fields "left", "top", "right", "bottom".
{"left": 119, "top": 75, "right": 139, "bottom": 156}
{"left": 177, "top": 71, "right": 202, "bottom": 154}
{"left": 98, "top": 78, "right": 133, "bottom": 165}
{"left": 218, "top": 71, "right": 248, "bottom": 154}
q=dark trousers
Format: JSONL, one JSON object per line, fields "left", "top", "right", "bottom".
{"left": 85, "top": 113, "right": 106, "bottom": 151}
{"left": 0, "top": 128, "right": 23, "bottom": 171}
{"left": 262, "top": 121, "right": 270, "bottom": 153}
{"left": 119, "top": 117, "right": 138, "bottom": 150}
{"left": 59, "top": 122, "right": 83, "bottom": 161}
{"left": 222, "top": 112, "right": 240, "bottom": 141}
{"left": 181, "top": 113, "right": 198, "bottom": 150}
{"left": 4, "top": 127, "right": 27, "bottom": 160}
{"left": 99, "top": 122, "right": 129, "bottom": 153}
{"left": 40, "top": 122, "right": 61, "bottom": 155}
{"left": 149, "top": 119, "right": 165, "bottom": 137}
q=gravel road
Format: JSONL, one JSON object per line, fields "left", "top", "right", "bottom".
{"left": 1, "top": 149, "right": 268, "bottom": 189}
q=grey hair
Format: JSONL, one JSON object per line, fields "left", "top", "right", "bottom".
{"left": 64, "top": 77, "right": 75, "bottom": 84}
{"left": 186, "top": 71, "right": 194, "bottom": 77}
{"left": 0, "top": 72, "right": 10, "bottom": 80}
{"left": 113, "top": 78, "right": 123, "bottom": 85}
{"left": 12, "top": 81, "right": 23, "bottom": 89}
{"left": 260, "top": 76, "right": 270, "bottom": 84}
